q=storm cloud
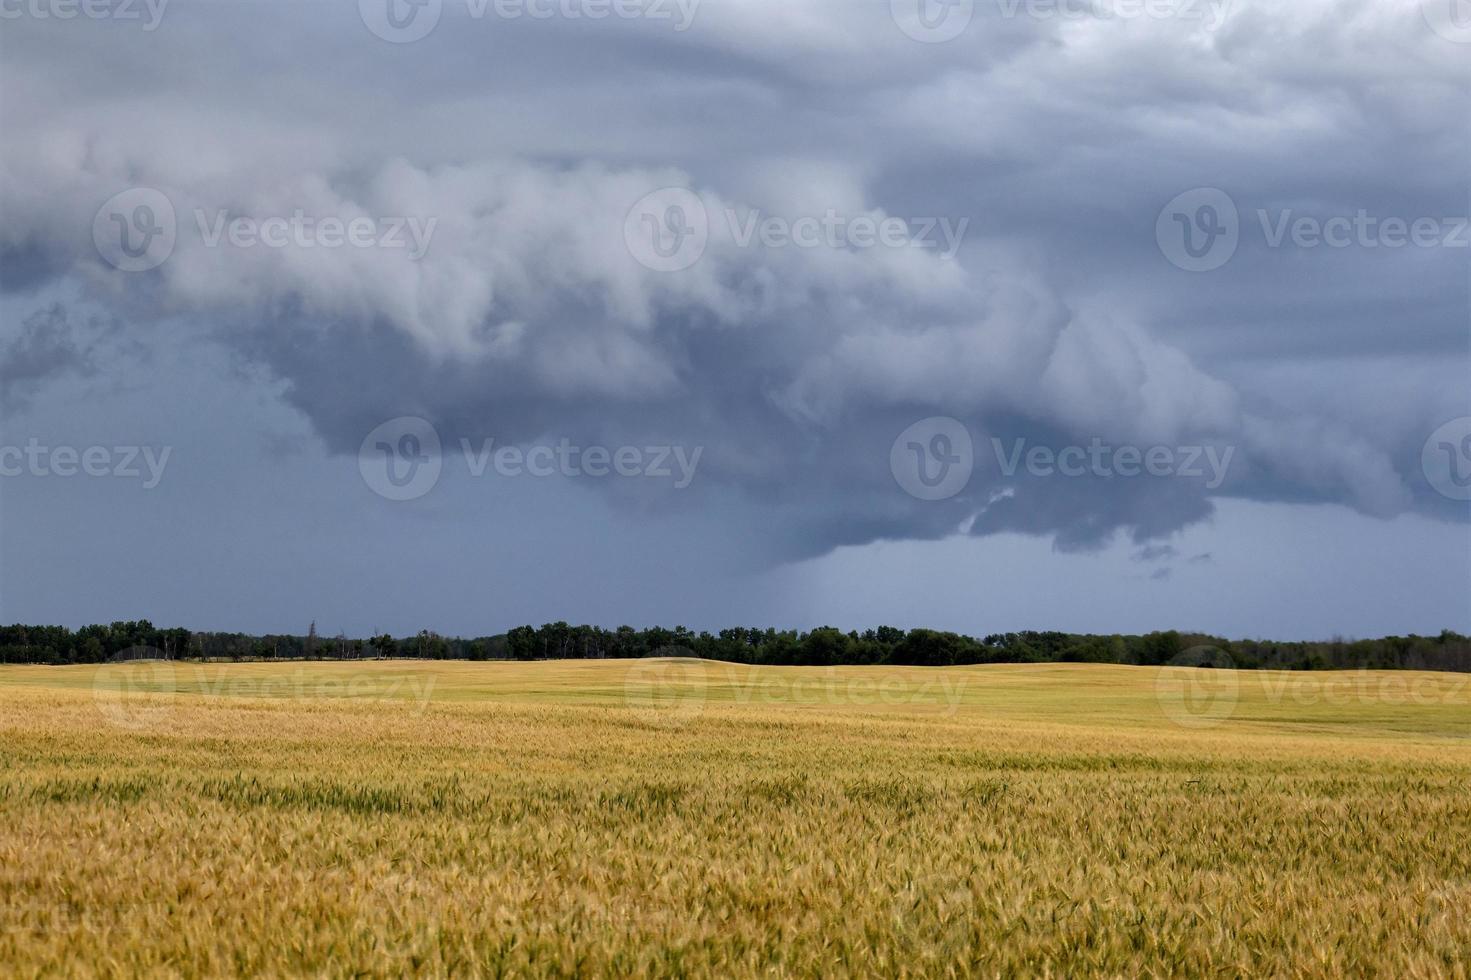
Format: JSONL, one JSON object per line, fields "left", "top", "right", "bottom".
{"left": 2, "top": 0, "right": 1467, "bottom": 567}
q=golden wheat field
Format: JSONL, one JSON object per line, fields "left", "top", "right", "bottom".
{"left": 1, "top": 658, "right": 1469, "bottom": 977}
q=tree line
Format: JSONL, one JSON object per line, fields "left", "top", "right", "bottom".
{"left": 2, "top": 620, "right": 1470, "bottom": 672}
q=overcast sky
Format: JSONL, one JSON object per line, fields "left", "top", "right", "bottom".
{"left": 1, "top": 0, "right": 1468, "bottom": 639}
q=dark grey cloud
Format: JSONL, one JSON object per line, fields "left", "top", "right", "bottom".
{"left": 0, "top": 304, "right": 94, "bottom": 412}
{"left": 1132, "top": 544, "right": 1179, "bottom": 563}
{"left": 1, "top": 0, "right": 1466, "bottom": 572}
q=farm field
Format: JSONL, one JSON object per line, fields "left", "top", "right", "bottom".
{"left": 2, "top": 659, "right": 1470, "bottom": 977}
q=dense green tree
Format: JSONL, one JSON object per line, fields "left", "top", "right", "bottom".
{"left": 1, "top": 621, "right": 1467, "bottom": 673}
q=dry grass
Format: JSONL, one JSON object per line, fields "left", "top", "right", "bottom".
{"left": 1, "top": 659, "right": 1469, "bottom": 977}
